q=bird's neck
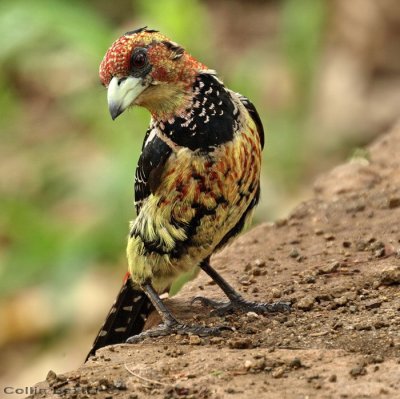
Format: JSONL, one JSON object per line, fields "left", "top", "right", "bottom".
{"left": 138, "top": 83, "right": 195, "bottom": 121}
{"left": 139, "top": 70, "right": 216, "bottom": 122}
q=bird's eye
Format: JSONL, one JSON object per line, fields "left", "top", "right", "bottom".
{"left": 131, "top": 49, "right": 147, "bottom": 69}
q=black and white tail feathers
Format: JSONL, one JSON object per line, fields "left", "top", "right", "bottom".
{"left": 85, "top": 273, "right": 153, "bottom": 362}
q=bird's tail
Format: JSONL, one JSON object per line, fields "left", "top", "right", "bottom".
{"left": 85, "top": 272, "right": 153, "bottom": 361}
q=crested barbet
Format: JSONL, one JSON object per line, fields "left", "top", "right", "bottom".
{"left": 86, "top": 27, "right": 290, "bottom": 360}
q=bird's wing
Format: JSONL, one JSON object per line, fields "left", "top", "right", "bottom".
{"left": 134, "top": 130, "right": 172, "bottom": 213}
{"left": 238, "top": 95, "right": 265, "bottom": 150}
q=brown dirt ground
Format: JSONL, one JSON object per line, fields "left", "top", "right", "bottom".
{"left": 29, "top": 123, "right": 400, "bottom": 399}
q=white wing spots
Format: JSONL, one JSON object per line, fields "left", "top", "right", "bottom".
{"left": 232, "top": 101, "right": 239, "bottom": 116}
{"left": 144, "top": 128, "right": 157, "bottom": 146}
{"left": 199, "top": 108, "right": 206, "bottom": 117}
{"left": 204, "top": 115, "right": 210, "bottom": 123}
{"left": 136, "top": 168, "right": 145, "bottom": 184}
{"left": 181, "top": 119, "right": 191, "bottom": 128}
{"left": 209, "top": 103, "right": 216, "bottom": 116}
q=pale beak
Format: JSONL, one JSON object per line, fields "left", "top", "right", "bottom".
{"left": 107, "top": 76, "right": 147, "bottom": 120}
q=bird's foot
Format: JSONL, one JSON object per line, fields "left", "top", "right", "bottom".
{"left": 192, "top": 295, "right": 291, "bottom": 317}
{"left": 126, "top": 321, "right": 231, "bottom": 343}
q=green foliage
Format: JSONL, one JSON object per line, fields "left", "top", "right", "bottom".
{"left": 135, "top": 0, "right": 213, "bottom": 62}
{"left": 0, "top": 0, "right": 112, "bottom": 63}
{"left": 0, "top": 0, "right": 128, "bottom": 296}
{"left": 281, "top": 0, "right": 326, "bottom": 104}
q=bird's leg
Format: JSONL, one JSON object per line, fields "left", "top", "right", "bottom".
{"left": 126, "top": 282, "right": 228, "bottom": 343}
{"left": 193, "top": 259, "right": 291, "bottom": 316}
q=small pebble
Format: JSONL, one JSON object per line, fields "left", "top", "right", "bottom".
{"left": 334, "top": 296, "right": 348, "bottom": 307}
{"left": 324, "top": 234, "right": 335, "bottom": 241}
{"left": 364, "top": 299, "right": 382, "bottom": 310}
{"left": 297, "top": 295, "right": 315, "bottom": 311}
{"left": 210, "top": 337, "right": 224, "bottom": 345}
{"left": 388, "top": 197, "right": 400, "bottom": 208}
{"left": 374, "top": 247, "right": 385, "bottom": 258}
{"left": 289, "top": 248, "right": 300, "bottom": 258}
{"left": 244, "top": 360, "right": 254, "bottom": 369}
{"left": 271, "top": 367, "right": 285, "bottom": 378}
{"left": 228, "top": 338, "right": 253, "bottom": 349}
{"left": 350, "top": 365, "right": 367, "bottom": 377}
{"left": 304, "top": 275, "right": 316, "bottom": 284}
{"left": 189, "top": 335, "right": 202, "bottom": 345}
{"left": 254, "top": 259, "right": 266, "bottom": 268}
{"left": 318, "top": 261, "right": 340, "bottom": 274}
{"left": 354, "top": 323, "right": 372, "bottom": 331}
{"left": 379, "top": 267, "right": 400, "bottom": 285}
{"left": 355, "top": 240, "right": 368, "bottom": 251}
{"left": 113, "top": 380, "right": 127, "bottom": 390}
{"left": 289, "top": 358, "right": 302, "bottom": 369}
{"left": 271, "top": 288, "right": 282, "bottom": 298}
{"left": 246, "top": 311, "right": 259, "bottom": 320}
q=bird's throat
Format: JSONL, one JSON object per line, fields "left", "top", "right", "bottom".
{"left": 136, "top": 83, "right": 194, "bottom": 121}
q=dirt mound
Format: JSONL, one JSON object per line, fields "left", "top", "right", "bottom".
{"left": 29, "top": 123, "right": 400, "bottom": 398}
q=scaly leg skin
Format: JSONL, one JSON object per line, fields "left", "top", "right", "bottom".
{"left": 126, "top": 282, "right": 229, "bottom": 343}
{"left": 192, "top": 259, "right": 291, "bottom": 316}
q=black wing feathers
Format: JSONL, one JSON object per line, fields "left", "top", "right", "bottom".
{"left": 216, "top": 185, "right": 260, "bottom": 250}
{"left": 134, "top": 135, "right": 172, "bottom": 213}
{"left": 239, "top": 96, "right": 265, "bottom": 149}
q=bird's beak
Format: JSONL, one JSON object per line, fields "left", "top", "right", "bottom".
{"left": 107, "top": 76, "right": 147, "bottom": 120}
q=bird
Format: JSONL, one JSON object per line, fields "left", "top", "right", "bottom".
{"left": 86, "top": 27, "right": 290, "bottom": 361}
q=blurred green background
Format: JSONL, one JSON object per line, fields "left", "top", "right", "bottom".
{"left": 1, "top": 0, "right": 399, "bottom": 395}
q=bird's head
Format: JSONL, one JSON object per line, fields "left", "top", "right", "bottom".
{"left": 99, "top": 27, "right": 207, "bottom": 120}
